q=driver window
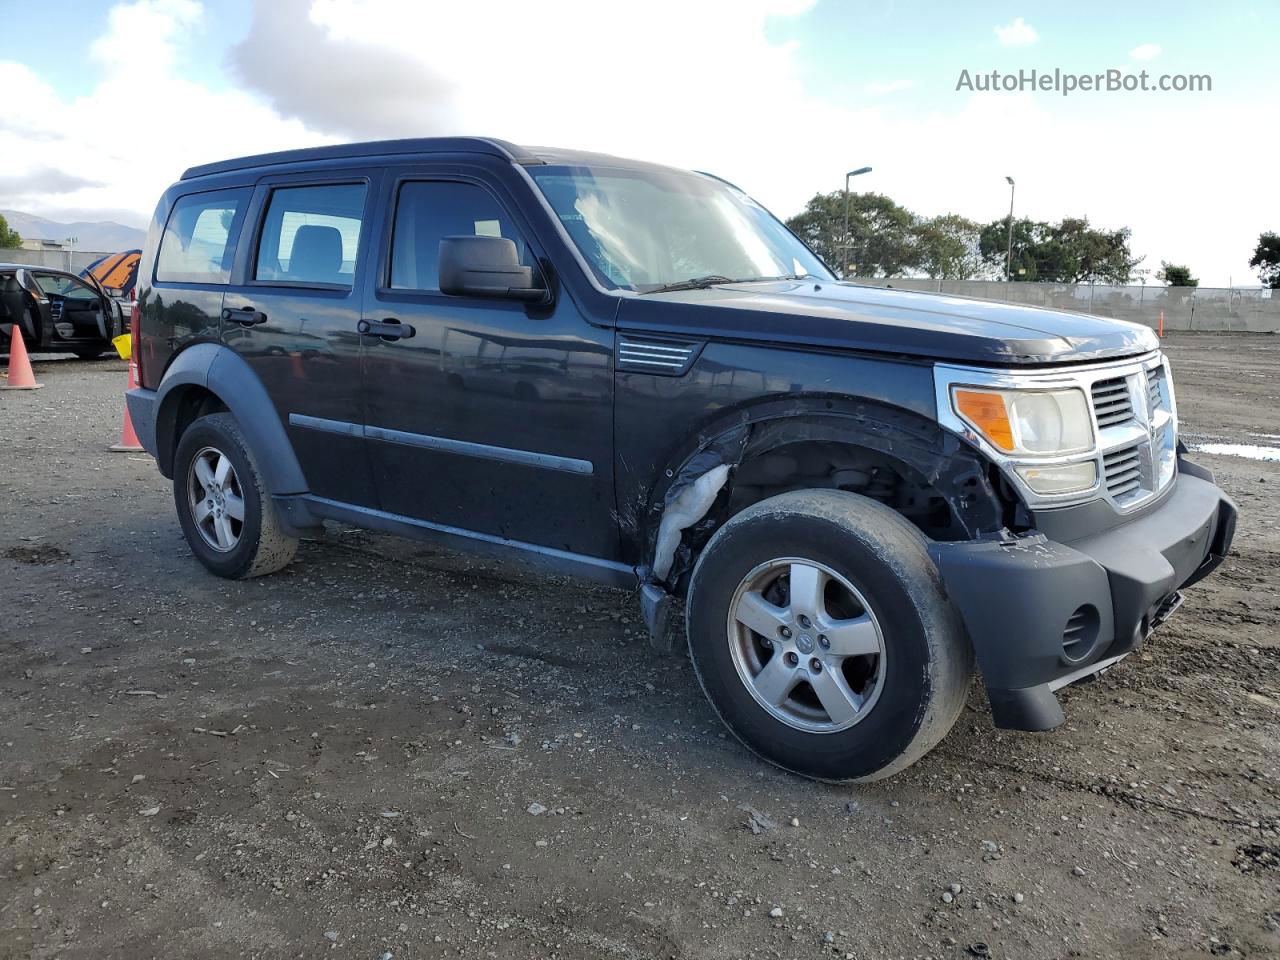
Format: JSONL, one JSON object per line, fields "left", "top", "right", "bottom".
{"left": 390, "top": 181, "right": 530, "bottom": 292}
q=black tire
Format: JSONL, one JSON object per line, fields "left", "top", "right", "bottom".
{"left": 686, "top": 489, "right": 973, "bottom": 782}
{"left": 172, "top": 412, "right": 298, "bottom": 579}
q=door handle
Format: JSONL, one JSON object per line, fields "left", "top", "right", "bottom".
{"left": 358, "top": 318, "right": 415, "bottom": 340}
{"left": 223, "top": 306, "right": 268, "bottom": 326}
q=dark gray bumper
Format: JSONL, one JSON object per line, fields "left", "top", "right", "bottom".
{"left": 125, "top": 386, "right": 159, "bottom": 458}
{"left": 931, "top": 461, "right": 1236, "bottom": 731}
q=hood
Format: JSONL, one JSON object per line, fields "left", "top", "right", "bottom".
{"left": 616, "top": 280, "right": 1159, "bottom": 366}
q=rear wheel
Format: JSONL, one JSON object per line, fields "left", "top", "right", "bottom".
{"left": 172, "top": 413, "right": 297, "bottom": 579}
{"left": 686, "top": 489, "right": 972, "bottom": 782}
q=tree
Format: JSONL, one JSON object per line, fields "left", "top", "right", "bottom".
{"left": 1249, "top": 232, "right": 1280, "bottom": 289}
{"left": 1157, "top": 261, "right": 1198, "bottom": 287}
{"left": 0, "top": 214, "right": 20, "bottom": 248}
{"left": 978, "top": 215, "right": 1141, "bottom": 283}
{"left": 785, "top": 191, "right": 919, "bottom": 278}
{"left": 913, "top": 214, "right": 984, "bottom": 279}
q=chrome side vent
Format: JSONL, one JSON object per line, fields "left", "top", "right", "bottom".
{"left": 1103, "top": 443, "right": 1143, "bottom": 499}
{"left": 1146, "top": 367, "right": 1164, "bottom": 412}
{"left": 617, "top": 337, "right": 702, "bottom": 376}
{"left": 1091, "top": 375, "right": 1133, "bottom": 428}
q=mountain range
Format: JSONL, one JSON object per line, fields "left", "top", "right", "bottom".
{"left": 1, "top": 209, "right": 147, "bottom": 252}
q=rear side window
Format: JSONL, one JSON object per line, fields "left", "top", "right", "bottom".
{"left": 255, "top": 183, "right": 366, "bottom": 287}
{"left": 390, "top": 181, "right": 530, "bottom": 291}
{"left": 155, "top": 189, "right": 248, "bottom": 284}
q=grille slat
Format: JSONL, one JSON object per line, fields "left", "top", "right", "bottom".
{"left": 1091, "top": 375, "right": 1134, "bottom": 427}
{"left": 1102, "top": 441, "right": 1146, "bottom": 499}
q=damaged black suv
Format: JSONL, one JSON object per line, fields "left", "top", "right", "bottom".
{"left": 126, "top": 138, "right": 1235, "bottom": 781}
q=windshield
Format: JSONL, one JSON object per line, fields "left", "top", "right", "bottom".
{"left": 530, "top": 164, "right": 833, "bottom": 293}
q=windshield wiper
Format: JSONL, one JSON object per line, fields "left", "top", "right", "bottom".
{"left": 641, "top": 275, "right": 736, "bottom": 294}
{"left": 641, "top": 273, "right": 827, "bottom": 295}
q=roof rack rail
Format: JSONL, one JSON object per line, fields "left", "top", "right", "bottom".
{"left": 180, "top": 137, "right": 539, "bottom": 181}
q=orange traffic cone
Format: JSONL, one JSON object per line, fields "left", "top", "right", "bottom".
{"left": 109, "top": 361, "right": 144, "bottom": 452}
{"left": 2, "top": 323, "right": 43, "bottom": 390}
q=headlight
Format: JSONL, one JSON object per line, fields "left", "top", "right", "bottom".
{"left": 952, "top": 387, "right": 1094, "bottom": 456}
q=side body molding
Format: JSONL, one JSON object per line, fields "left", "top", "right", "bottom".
{"left": 152, "top": 343, "right": 309, "bottom": 495}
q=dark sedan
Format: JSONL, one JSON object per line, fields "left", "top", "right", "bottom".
{"left": 1, "top": 263, "right": 122, "bottom": 359}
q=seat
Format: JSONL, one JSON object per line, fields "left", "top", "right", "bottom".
{"left": 286, "top": 225, "right": 344, "bottom": 284}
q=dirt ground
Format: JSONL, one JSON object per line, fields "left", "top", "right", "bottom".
{"left": 1, "top": 334, "right": 1277, "bottom": 960}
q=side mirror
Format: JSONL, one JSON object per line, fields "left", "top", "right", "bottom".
{"left": 439, "top": 236, "right": 548, "bottom": 303}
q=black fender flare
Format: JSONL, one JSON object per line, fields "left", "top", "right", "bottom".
{"left": 152, "top": 343, "right": 308, "bottom": 495}
{"left": 643, "top": 396, "right": 1011, "bottom": 583}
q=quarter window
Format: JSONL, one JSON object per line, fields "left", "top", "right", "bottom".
{"left": 390, "top": 181, "right": 530, "bottom": 291}
{"left": 155, "top": 189, "right": 248, "bottom": 284}
{"left": 255, "top": 183, "right": 367, "bottom": 287}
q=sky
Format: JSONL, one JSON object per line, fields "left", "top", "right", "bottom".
{"left": 1, "top": 0, "right": 1275, "bottom": 287}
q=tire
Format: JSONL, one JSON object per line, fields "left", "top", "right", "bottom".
{"left": 72, "top": 347, "right": 105, "bottom": 360}
{"left": 686, "top": 489, "right": 973, "bottom": 782}
{"left": 172, "top": 412, "right": 298, "bottom": 579}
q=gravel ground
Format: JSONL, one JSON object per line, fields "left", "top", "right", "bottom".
{"left": 1, "top": 334, "right": 1277, "bottom": 960}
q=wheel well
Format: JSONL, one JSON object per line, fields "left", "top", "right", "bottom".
{"left": 157, "top": 386, "right": 229, "bottom": 476}
{"left": 648, "top": 406, "right": 1016, "bottom": 593}
{"left": 727, "top": 439, "right": 964, "bottom": 541}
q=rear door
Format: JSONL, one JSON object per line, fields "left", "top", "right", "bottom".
{"left": 224, "top": 169, "right": 380, "bottom": 507}
{"left": 358, "top": 164, "right": 616, "bottom": 557}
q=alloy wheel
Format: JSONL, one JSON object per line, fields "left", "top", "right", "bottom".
{"left": 186, "top": 446, "right": 246, "bottom": 552}
{"left": 726, "top": 557, "right": 886, "bottom": 733}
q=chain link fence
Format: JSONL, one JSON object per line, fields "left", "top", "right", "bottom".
{"left": 852, "top": 278, "right": 1280, "bottom": 332}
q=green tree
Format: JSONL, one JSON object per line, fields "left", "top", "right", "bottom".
{"left": 978, "top": 216, "right": 1140, "bottom": 283}
{"left": 785, "top": 191, "right": 919, "bottom": 278}
{"left": 1157, "top": 261, "right": 1198, "bottom": 287}
{"left": 913, "top": 214, "right": 984, "bottom": 279}
{"left": 0, "top": 214, "right": 21, "bottom": 248}
{"left": 1249, "top": 232, "right": 1280, "bottom": 289}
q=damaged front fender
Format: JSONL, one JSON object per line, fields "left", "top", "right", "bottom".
{"left": 643, "top": 400, "right": 1012, "bottom": 592}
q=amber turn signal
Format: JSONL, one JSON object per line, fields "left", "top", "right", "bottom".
{"left": 953, "top": 389, "right": 1015, "bottom": 451}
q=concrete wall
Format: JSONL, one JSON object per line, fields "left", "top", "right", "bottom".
{"left": 0, "top": 248, "right": 111, "bottom": 274}
{"left": 852, "top": 278, "right": 1280, "bottom": 332}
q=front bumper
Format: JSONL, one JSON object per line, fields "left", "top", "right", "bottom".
{"left": 930, "top": 458, "right": 1236, "bottom": 731}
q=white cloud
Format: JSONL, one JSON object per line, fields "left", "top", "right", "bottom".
{"left": 864, "top": 79, "right": 915, "bottom": 96}
{"left": 0, "top": 0, "right": 1272, "bottom": 287}
{"left": 995, "top": 17, "right": 1038, "bottom": 47}
{"left": 0, "top": 0, "right": 327, "bottom": 223}
{"left": 1129, "top": 42, "right": 1162, "bottom": 61}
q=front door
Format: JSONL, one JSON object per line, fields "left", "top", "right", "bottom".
{"left": 223, "top": 171, "right": 379, "bottom": 507}
{"left": 360, "top": 169, "right": 616, "bottom": 558}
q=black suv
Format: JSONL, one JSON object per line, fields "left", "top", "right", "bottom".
{"left": 127, "top": 138, "right": 1235, "bottom": 782}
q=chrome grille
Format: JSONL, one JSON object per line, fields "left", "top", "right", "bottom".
{"left": 1103, "top": 443, "right": 1144, "bottom": 499}
{"left": 1091, "top": 376, "right": 1133, "bottom": 427}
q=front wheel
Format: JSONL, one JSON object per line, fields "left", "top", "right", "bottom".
{"left": 686, "top": 489, "right": 973, "bottom": 782}
{"left": 172, "top": 413, "right": 298, "bottom": 579}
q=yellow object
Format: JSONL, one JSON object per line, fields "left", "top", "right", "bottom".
{"left": 953, "top": 389, "right": 1014, "bottom": 451}
{"left": 112, "top": 333, "right": 132, "bottom": 361}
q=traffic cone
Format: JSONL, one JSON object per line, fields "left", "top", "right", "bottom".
{"left": 109, "top": 361, "right": 144, "bottom": 452}
{"left": 2, "top": 323, "right": 43, "bottom": 390}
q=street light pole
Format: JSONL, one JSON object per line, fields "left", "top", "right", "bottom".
{"left": 842, "top": 166, "right": 872, "bottom": 279}
{"left": 1003, "top": 177, "right": 1015, "bottom": 282}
